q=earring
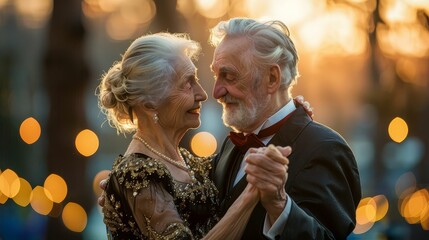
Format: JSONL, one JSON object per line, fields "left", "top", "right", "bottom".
{"left": 153, "top": 113, "right": 159, "bottom": 124}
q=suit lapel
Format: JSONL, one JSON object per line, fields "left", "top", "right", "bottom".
{"left": 215, "top": 140, "right": 239, "bottom": 200}
{"left": 269, "top": 105, "right": 312, "bottom": 148}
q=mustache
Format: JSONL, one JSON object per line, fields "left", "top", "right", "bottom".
{"left": 218, "top": 94, "right": 239, "bottom": 104}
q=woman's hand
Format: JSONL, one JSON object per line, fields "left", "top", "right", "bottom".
{"left": 294, "top": 95, "right": 314, "bottom": 117}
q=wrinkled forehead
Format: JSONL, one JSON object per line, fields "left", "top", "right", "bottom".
{"left": 211, "top": 36, "right": 253, "bottom": 71}
{"left": 175, "top": 55, "right": 197, "bottom": 79}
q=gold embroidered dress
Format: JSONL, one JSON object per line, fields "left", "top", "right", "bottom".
{"left": 103, "top": 148, "right": 219, "bottom": 239}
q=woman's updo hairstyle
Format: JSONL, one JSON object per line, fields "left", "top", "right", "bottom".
{"left": 97, "top": 33, "right": 201, "bottom": 133}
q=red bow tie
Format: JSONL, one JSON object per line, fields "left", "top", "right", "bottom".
{"left": 228, "top": 111, "right": 294, "bottom": 153}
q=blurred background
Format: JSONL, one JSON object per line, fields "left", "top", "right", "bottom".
{"left": 0, "top": 0, "right": 428, "bottom": 239}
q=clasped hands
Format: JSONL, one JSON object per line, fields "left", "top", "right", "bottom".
{"left": 244, "top": 144, "right": 292, "bottom": 225}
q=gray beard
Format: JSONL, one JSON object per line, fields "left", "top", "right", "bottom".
{"left": 222, "top": 96, "right": 266, "bottom": 132}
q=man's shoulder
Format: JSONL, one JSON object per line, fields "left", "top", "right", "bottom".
{"left": 300, "top": 120, "right": 349, "bottom": 145}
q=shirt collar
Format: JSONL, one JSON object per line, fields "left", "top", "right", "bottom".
{"left": 252, "top": 100, "right": 296, "bottom": 135}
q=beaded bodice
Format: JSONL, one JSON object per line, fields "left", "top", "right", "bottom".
{"left": 103, "top": 148, "right": 219, "bottom": 239}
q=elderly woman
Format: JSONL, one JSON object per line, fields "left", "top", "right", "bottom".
{"left": 97, "top": 33, "right": 261, "bottom": 239}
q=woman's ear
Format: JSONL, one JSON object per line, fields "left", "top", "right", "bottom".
{"left": 267, "top": 65, "right": 281, "bottom": 94}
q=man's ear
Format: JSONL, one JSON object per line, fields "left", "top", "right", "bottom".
{"left": 267, "top": 65, "right": 281, "bottom": 94}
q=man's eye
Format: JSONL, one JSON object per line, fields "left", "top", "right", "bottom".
{"left": 221, "top": 72, "right": 236, "bottom": 81}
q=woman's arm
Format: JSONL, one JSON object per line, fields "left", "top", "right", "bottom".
{"left": 203, "top": 184, "right": 259, "bottom": 240}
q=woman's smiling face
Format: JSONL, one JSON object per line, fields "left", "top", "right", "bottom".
{"left": 157, "top": 57, "right": 208, "bottom": 133}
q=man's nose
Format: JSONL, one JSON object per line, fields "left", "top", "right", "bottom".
{"left": 213, "top": 81, "right": 227, "bottom": 99}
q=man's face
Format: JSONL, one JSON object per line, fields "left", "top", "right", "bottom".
{"left": 211, "top": 36, "right": 269, "bottom": 132}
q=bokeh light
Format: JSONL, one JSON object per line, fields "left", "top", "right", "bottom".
{"left": 12, "top": 178, "right": 32, "bottom": 207}
{"left": 400, "top": 189, "right": 429, "bottom": 224}
{"left": 19, "top": 117, "right": 42, "bottom": 144}
{"left": 356, "top": 197, "right": 377, "bottom": 225}
{"left": 0, "top": 168, "right": 20, "bottom": 198}
{"left": 14, "top": 0, "right": 53, "bottom": 28}
{"left": 30, "top": 186, "right": 54, "bottom": 215}
{"left": 190, "top": 132, "right": 217, "bottom": 157}
{"left": 0, "top": 191, "right": 7, "bottom": 204}
{"left": 93, "top": 170, "right": 110, "bottom": 197}
{"left": 75, "top": 129, "right": 99, "bottom": 157}
{"left": 373, "top": 195, "right": 389, "bottom": 221}
{"left": 395, "top": 172, "right": 416, "bottom": 197}
{"left": 62, "top": 202, "right": 87, "bottom": 232}
{"left": 388, "top": 117, "right": 408, "bottom": 143}
{"left": 44, "top": 174, "right": 68, "bottom": 203}
{"left": 194, "top": 0, "right": 228, "bottom": 19}
{"left": 354, "top": 197, "right": 377, "bottom": 234}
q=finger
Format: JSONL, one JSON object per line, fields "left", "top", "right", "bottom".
{"left": 265, "top": 145, "right": 289, "bottom": 165}
{"left": 245, "top": 153, "right": 287, "bottom": 172}
{"left": 249, "top": 147, "right": 266, "bottom": 154}
{"left": 245, "top": 160, "right": 287, "bottom": 186}
{"left": 100, "top": 178, "right": 108, "bottom": 190}
{"left": 246, "top": 174, "right": 274, "bottom": 189}
{"left": 295, "top": 95, "right": 304, "bottom": 104}
{"left": 246, "top": 174, "right": 282, "bottom": 193}
{"left": 303, "top": 101, "right": 310, "bottom": 110}
{"left": 98, "top": 195, "right": 105, "bottom": 206}
{"left": 275, "top": 146, "right": 292, "bottom": 158}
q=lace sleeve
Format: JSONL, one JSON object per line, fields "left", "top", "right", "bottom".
{"left": 126, "top": 181, "right": 193, "bottom": 239}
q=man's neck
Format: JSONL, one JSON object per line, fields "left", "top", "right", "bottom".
{"left": 237, "top": 95, "right": 291, "bottom": 133}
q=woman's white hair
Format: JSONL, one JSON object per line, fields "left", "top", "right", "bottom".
{"left": 97, "top": 33, "right": 201, "bottom": 133}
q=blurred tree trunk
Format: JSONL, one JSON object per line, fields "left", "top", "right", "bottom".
{"left": 368, "top": 2, "right": 429, "bottom": 239}
{"left": 149, "top": 0, "right": 187, "bottom": 33}
{"left": 43, "top": 0, "right": 90, "bottom": 239}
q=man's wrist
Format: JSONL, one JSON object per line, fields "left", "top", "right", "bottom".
{"left": 266, "top": 194, "right": 287, "bottom": 225}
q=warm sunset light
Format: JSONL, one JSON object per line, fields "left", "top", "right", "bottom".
{"left": 75, "top": 129, "right": 99, "bottom": 157}
{"left": 19, "top": 117, "right": 42, "bottom": 144}
{"left": 44, "top": 174, "right": 68, "bottom": 203}
{"left": 194, "top": 0, "right": 228, "bottom": 19}
{"left": 93, "top": 170, "right": 110, "bottom": 197}
{"left": 190, "top": 132, "right": 217, "bottom": 157}
{"left": 0, "top": 168, "right": 20, "bottom": 198}
{"left": 298, "top": 7, "right": 367, "bottom": 56}
{"left": 30, "top": 186, "right": 54, "bottom": 215}
{"left": 388, "top": 117, "right": 408, "bottom": 143}
{"left": 12, "top": 178, "right": 32, "bottom": 207}
{"left": 62, "top": 202, "right": 87, "bottom": 232}
{"left": 120, "top": 0, "right": 155, "bottom": 25}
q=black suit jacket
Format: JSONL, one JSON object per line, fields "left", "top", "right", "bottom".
{"left": 212, "top": 106, "right": 362, "bottom": 239}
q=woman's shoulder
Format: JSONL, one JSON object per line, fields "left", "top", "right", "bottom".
{"left": 179, "top": 148, "right": 216, "bottom": 176}
{"left": 110, "top": 153, "right": 173, "bottom": 191}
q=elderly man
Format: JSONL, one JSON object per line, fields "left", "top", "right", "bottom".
{"left": 209, "top": 18, "right": 361, "bottom": 239}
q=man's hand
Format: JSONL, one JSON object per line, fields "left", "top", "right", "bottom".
{"left": 245, "top": 145, "right": 292, "bottom": 225}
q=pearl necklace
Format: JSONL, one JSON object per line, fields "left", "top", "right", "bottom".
{"left": 133, "top": 135, "right": 193, "bottom": 175}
